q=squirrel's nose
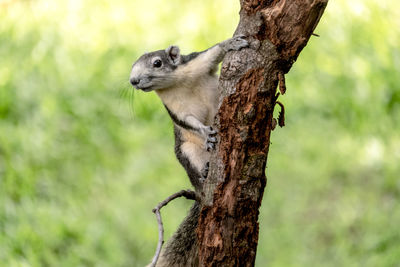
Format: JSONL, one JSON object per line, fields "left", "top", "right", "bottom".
{"left": 130, "top": 77, "right": 140, "bottom": 86}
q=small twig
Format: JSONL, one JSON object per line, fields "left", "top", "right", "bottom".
{"left": 276, "top": 101, "right": 285, "bottom": 127}
{"left": 312, "top": 33, "right": 320, "bottom": 37}
{"left": 150, "top": 189, "right": 196, "bottom": 267}
{"left": 278, "top": 71, "right": 286, "bottom": 95}
{"left": 271, "top": 118, "right": 277, "bottom": 131}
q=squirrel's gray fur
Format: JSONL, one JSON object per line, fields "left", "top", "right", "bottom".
{"left": 130, "top": 36, "right": 248, "bottom": 191}
{"left": 130, "top": 36, "right": 249, "bottom": 266}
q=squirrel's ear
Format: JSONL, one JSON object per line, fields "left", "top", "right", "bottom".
{"left": 166, "top": 45, "right": 181, "bottom": 65}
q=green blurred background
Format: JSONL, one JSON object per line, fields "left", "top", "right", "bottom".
{"left": 0, "top": 0, "right": 399, "bottom": 266}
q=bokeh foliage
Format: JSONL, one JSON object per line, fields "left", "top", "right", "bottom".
{"left": 0, "top": 0, "right": 399, "bottom": 266}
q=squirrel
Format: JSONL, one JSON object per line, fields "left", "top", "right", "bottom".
{"left": 130, "top": 36, "right": 249, "bottom": 266}
{"left": 130, "top": 36, "right": 249, "bottom": 192}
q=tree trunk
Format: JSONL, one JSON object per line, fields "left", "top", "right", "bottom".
{"left": 196, "top": 0, "right": 328, "bottom": 266}
{"left": 156, "top": 1, "right": 328, "bottom": 266}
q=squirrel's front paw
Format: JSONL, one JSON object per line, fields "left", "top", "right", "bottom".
{"left": 204, "top": 126, "right": 217, "bottom": 151}
{"left": 223, "top": 35, "right": 249, "bottom": 52}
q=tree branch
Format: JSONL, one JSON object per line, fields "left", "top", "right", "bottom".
{"left": 150, "top": 190, "right": 196, "bottom": 267}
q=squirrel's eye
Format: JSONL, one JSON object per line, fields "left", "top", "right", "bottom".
{"left": 153, "top": 59, "right": 162, "bottom": 68}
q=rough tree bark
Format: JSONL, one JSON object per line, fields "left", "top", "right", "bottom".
{"left": 197, "top": 0, "right": 328, "bottom": 266}
{"left": 156, "top": 0, "right": 328, "bottom": 266}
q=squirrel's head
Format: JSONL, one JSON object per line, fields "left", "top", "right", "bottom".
{"left": 130, "top": 46, "right": 181, "bottom": 92}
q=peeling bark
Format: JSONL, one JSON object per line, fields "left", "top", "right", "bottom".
{"left": 196, "top": 0, "right": 328, "bottom": 266}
